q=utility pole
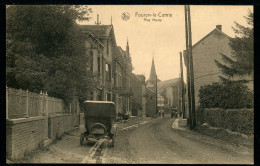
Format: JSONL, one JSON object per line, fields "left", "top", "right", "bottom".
{"left": 187, "top": 5, "right": 196, "bottom": 129}
{"left": 180, "top": 52, "right": 185, "bottom": 119}
{"left": 155, "top": 74, "right": 158, "bottom": 117}
{"left": 184, "top": 5, "right": 192, "bottom": 130}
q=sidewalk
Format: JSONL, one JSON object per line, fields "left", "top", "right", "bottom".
{"left": 172, "top": 117, "right": 187, "bottom": 130}
{"left": 172, "top": 117, "right": 253, "bottom": 149}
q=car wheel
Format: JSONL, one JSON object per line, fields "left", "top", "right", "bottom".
{"left": 111, "top": 134, "right": 115, "bottom": 147}
{"left": 80, "top": 133, "right": 84, "bottom": 146}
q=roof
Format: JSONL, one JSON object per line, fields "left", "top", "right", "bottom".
{"left": 131, "top": 73, "right": 145, "bottom": 83}
{"left": 192, "top": 28, "right": 231, "bottom": 49}
{"left": 78, "top": 25, "right": 113, "bottom": 37}
{"left": 157, "top": 78, "right": 180, "bottom": 94}
{"left": 183, "top": 27, "right": 231, "bottom": 67}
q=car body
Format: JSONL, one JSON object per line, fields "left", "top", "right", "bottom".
{"left": 80, "top": 100, "right": 117, "bottom": 147}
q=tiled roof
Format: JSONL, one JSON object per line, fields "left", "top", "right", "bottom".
{"left": 78, "top": 25, "right": 113, "bottom": 37}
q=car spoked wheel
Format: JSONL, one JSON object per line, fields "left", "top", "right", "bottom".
{"left": 80, "top": 133, "right": 84, "bottom": 145}
{"left": 111, "top": 134, "right": 115, "bottom": 147}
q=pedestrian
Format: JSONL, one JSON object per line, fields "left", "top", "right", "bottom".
{"left": 161, "top": 109, "right": 165, "bottom": 118}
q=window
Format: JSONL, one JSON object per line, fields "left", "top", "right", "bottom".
{"left": 106, "top": 63, "right": 111, "bottom": 81}
{"left": 98, "top": 56, "right": 100, "bottom": 74}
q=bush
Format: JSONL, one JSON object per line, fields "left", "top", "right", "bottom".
{"left": 199, "top": 82, "right": 253, "bottom": 109}
{"left": 204, "top": 108, "right": 254, "bottom": 135}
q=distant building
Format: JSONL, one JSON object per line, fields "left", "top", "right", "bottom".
{"left": 183, "top": 25, "right": 253, "bottom": 109}
{"left": 158, "top": 78, "right": 180, "bottom": 109}
{"left": 145, "top": 57, "right": 160, "bottom": 117}
{"left": 130, "top": 74, "right": 146, "bottom": 117}
{"left": 157, "top": 95, "right": 164, "bottom": 108}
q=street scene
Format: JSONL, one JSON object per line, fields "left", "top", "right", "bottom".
{"left": 6, "top": 5, "right": 254, "bottom": 164}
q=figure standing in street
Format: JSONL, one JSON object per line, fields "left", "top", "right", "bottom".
{"left": 161, "top": 109, "right": 165, "bottom": 118}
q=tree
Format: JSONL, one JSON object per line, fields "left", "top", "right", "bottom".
{"left": 6, "top": 5, "right": 94, "bottom": 104}
{"left": 215, "top": 10, "right": 253, "bottom": 83}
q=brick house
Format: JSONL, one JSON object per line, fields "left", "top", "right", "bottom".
{"left": 79, "top": 21, "right": 133, "bottom": 116}
{"left": 183, "top": 25, "right": 253, "bottom": 109}
{"left": 79, "top": 24, "right": 115, "bottom": 102}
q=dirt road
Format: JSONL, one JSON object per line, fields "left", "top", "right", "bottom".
{"left": 102, "top": 117, "right": 253, "bottom": 164}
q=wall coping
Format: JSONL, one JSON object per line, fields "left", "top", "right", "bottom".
{"left": 6, "top": 116, "right": 45, "bottom": 125}
{"left": 48, "top": 114, "right": 73, "bottom": 118}
{"left": 6, "top": 114, "right": 74, "bottom": 125}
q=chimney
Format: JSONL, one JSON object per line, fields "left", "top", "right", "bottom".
{"left": 216, "top": 25, "right": 222, "bottom": 31}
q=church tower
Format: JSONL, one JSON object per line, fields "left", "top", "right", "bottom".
{"left": 146, "top": 56, "right": 159, "bottom": 88}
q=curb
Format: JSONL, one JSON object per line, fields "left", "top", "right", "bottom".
{"left": 118, "top": 120, "right": 150, "bottom": 132}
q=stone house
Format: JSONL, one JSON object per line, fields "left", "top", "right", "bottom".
{"left": 183, "top": 25, "right": 253, "bottom": 109}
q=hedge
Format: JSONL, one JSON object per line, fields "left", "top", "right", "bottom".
{"left": 200, "top": 108, "right": 254, "bottom": 135}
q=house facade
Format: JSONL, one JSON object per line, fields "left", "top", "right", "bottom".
{"left": 79, "top": 21, "right": 132, "bottom": 116}
{"left": 183, "top": 25, "right": 253, "bottom": 108}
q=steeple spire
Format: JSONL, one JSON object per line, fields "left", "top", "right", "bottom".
{"left": 149, "top": 56, "right": 157, "bottom": 82}
{"left": 126, "top": 37, "right": 129, "bottom": 54}
{"left": 111, "top": 16, "right": 113, "bottom": 25}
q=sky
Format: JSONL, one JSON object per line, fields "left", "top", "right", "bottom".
{"left": 78, "top": 5, "right": 253, "bottom": 82}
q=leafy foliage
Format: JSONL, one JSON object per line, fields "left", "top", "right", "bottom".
{"left": 6, "top": 5, "right": 94, "bottom": 104}
{"left": 215, "top": 10, "right": 253, "bottom": 83}
{"left": 199, "top": 82, "right": 253, "bottom": 109}
{"left": 202, "top": 108, "right": 254, "bottom": 135}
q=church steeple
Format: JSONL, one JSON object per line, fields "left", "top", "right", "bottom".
{"left": 126, "top": 37, "right": 129, "bottom": 54}
{"left": 149, "top": 56, "right": 157, "bottom": 81}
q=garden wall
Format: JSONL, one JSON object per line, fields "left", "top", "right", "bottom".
{"left": 6, "top": 117, "right": 46, "bottom": 160}
{"left": 6, "top": 114, "right": 78, "bottom": 160}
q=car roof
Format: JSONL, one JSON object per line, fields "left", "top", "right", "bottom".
{"left": 84, "top": 100, "right": 115, "bottom": 104}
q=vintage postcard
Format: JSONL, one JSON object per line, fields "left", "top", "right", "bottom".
{"left": 6, "top": 5, "right": 254, "bottom": 164}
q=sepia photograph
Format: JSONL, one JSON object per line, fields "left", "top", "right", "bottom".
{"left": 6, "top": 5, "right": 254, "bottom": 164}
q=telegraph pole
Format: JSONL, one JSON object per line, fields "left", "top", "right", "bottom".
{"left": 180, "top": 52, "right": 185, "bottom": 119}
{"left": 155, "top": 74, "right": 158, "bottom": 117}
{"left": 184, "top": 5, "right": 192, "bottom": 129}
{"left": 187, "top": 5, "right": 196, "bottom": 128}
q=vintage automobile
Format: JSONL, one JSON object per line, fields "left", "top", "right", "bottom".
{"left": 80, "top": 101, "right": 117, "bottom": 147}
